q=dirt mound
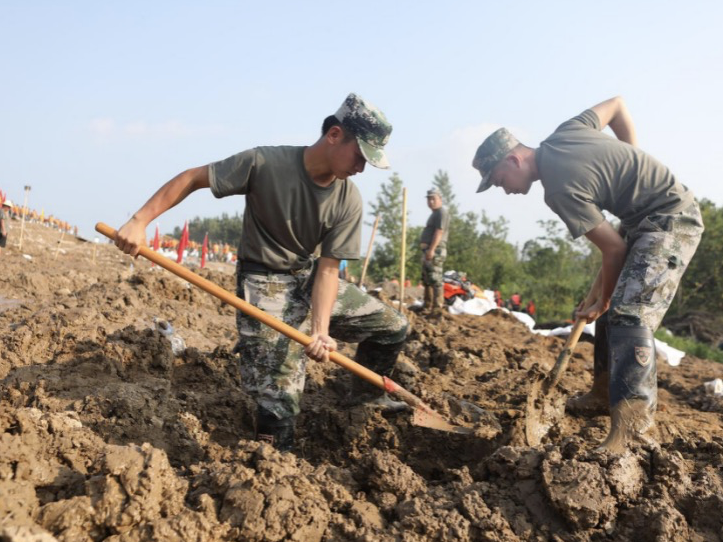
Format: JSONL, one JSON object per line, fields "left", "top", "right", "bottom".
{"left": 1, "top": 222, "right": 723, "bottom": 541}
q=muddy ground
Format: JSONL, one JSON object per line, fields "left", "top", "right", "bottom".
{"left": 1, "top": 222, "right": 722, "bottom": 542}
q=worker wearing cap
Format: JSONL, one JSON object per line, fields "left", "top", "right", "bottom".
{"left": 472, "top": 96, "right": 703, "bottom": 453}
{"left": 0, "top": 199, "right": 12, "bottom": 256}
{"left": 419, "top": 188, "right": 450, "bottom": 311}
{"left": 114, "top": 93, "right": 409, "bottom": 452}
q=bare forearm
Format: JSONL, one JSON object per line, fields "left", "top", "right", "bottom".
{"left": 311, "top": 261, "right": 340, "bottom": 335}
{"left": 599, "top": 248, "right": 627, "bottom": 304}
{"left": 132, "top": 166, "right": 209, "bottom": 227}
{"left": 591, "top": 96, "right": 638, "bottom": 146}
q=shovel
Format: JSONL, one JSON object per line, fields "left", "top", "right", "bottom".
{"left": 96, "top": 222, "right": 472, "bottom": 435}
{"left": 525, "top": 317, "right": 587, "bottom": 446}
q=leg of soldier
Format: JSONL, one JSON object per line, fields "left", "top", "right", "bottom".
{"left": 599, "top": 202, "right": 704, "bottom": 453}
{"left": 420, "top": 251, "right": 433, "bottom": 311}
{"left": 235, "top": 267, "right": 314, "bottom": 450}
{"left": 567, "top": 312, "right": 609, "bottom": 415}
{"left": 431, "top": 250, "right": 447, "bottom": 310}
{"left": 328, "top": 278, "right": 409, "bottom": 409}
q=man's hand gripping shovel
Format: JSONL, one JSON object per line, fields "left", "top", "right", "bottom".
{"left": 97, "top": 222, "right": 472, "bottom": 435}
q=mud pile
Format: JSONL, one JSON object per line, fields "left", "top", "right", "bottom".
{"left": 1, "top": 223, "right": 722, "bottom": 542}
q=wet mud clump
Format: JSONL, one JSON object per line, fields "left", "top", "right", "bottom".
{"left": 1, "top": 223, "right": 722, "bottom": 541}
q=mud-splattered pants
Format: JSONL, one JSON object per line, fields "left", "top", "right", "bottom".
{"left": 609, "top": 201, "right": 704, "bottom": 330}
{"left": 235, "top": 262, "right": 409, "bottom": 419}
{"left": 421, "top": 247, "right": 446, "bottom": 287}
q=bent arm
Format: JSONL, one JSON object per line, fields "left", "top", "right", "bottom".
{"left": 590, "top": 96, "right": 638, "bottom": 146}
{"left": 426, "top": 228, "right": 445, "bottom": 259}
{"left": 311, "top": 257, "right": 340, "bottom": 336}
{"left": 579, "top": 220, "right": 627, "bottom": 321}
{"left": 305, "top": 256, "right": 341, "bottom": 362}
{"left": 116, "top": 166, "right": 210, "bottom": 257}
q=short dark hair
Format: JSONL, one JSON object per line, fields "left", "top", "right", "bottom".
{"left": 321, "top": 115, "right": 355, "bottom": 142}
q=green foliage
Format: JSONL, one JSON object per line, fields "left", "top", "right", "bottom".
{"left": 655, "top": 328, "right": 723, "bottom": 364}
{"left": 367, "top": 173, "right": 409, "bottom": 281}
{"left": 672, "top": 199, "right": 723, "bottom": 316}
{"left": 171, "top": 213, "right": 243, "bottom": 246}
{"left": 518, "top": 220, "right": 600, "bottom": 321}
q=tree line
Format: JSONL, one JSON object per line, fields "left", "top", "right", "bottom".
{"left": 171, "top": 173, "right": 723, "bottom": 323}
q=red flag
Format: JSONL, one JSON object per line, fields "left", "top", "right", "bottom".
{"left": 201, "top": 233, "right": 208, "bottom": 269}
{"left": 176, "top": 221, "right": 188, "bottom": 263}
{"left": 153, "top": 224, "right": 160, "bottom": 251}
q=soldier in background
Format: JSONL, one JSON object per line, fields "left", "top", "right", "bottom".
{"left": 419, "top": 188, "right": 450, "bottom": 311}
{"left": 0, "top": 199, "right": 12, "bottom": 256}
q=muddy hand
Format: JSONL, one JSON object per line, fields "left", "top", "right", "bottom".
{"left": 576, "top": 298, "right": 609, "bottom": 323}
{"left": 305, "top": 333, "right": 337, "bottom": 363}
{"left": 115, "top": 217, "right": 147, "bottom": 258}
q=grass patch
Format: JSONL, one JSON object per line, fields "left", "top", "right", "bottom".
{"left": 656, "top": 328, "right": 723, "bottom": 364}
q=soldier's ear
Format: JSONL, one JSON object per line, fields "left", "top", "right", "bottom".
{"left": 507, "top": 154, "right": 522, "bottom": 169}
{"left": 325, "top": 125, "right": 345, "bottom": 145}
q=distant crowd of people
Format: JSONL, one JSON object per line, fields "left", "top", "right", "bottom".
{"left": 493, "top": 290, "right": 536, "bottom": 317}
{"left": 0, "top": 191, "right": 78, "bottom": 257}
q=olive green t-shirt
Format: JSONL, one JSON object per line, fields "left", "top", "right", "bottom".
{"left": 419, "top": 206, "right": 450, "bottom": 248}
{"left": 209, "top": 146, "right": 363, "bottom": 271}
{"left": 537, "top": 109, "right": 693, "bottom": 238}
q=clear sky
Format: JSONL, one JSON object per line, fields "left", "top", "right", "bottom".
{"left": 2, "top": 1, "right": 722, "bottom": 250}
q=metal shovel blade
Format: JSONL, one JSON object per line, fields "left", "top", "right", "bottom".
{"left": 525, "top": 318, "right": 587, "bottom": 446}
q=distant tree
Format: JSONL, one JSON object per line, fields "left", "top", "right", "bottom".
{"left": 432, "top": 170, "right": 459, "bottom": 218}
{"left": 367, "top": 173, "right": 408, "bottom": 281}
{"left": 670, "top": 198, "right": 723, "bottom": 316}
{"left": 519, "top": 220, "right": 598, "bottom": 321}
{"left": 171, "top": 213, "right": 243, "bottom": 246}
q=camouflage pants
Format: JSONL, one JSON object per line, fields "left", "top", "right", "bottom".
{"left": 609, "top": 201, "right": 704, "bottom": 330}
{"left": 421, "top": 247, "right": 447, "bottom": 287}
{"left": 235, "top": 262, "right": 409, "bottom": 419}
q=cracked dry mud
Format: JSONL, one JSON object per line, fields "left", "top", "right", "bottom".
{"left": 1, "top": 223, "right": 722, "bottom": 541}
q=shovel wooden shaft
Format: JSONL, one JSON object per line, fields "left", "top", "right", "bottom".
{"left": 359, "top": 214, "right": 380, "bottom": 287}
{"left": 97, "top": 222, "right": 388, "bottom": 388}
{"left": 547, "top": 318, "right": 587, "bottom": 388}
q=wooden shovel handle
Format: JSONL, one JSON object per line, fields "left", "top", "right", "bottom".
{"left": 95, "top": 222, "right": 385, "bottom": 389}
{"left": 547, "top": 317, "right": 587, "bottom": 388}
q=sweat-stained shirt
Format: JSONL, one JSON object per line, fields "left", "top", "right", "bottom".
{"left": 208, "top": 146, "right": 363, "bottom": 271}
{"left": 537, "top": 109, "right": 693, "bottom": 239}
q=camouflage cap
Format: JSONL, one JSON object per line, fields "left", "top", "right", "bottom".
{"left": 426, "top": 188, "right": 441, "bottom": 198}
{"left": 472, "top": 128, "right": 520, "bottom": 193}
{"left": 335, "top": 93, "right": 392, "bottom": 169}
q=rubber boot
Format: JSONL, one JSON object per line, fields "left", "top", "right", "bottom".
{"left": 567, "top": 313, "right": 609, "bottom": 415}
{"left": 422, "top": 285, "right": 434, "bottom": 312}
{"left": 597, "top": 325, "right": 657, "bottom": 453}
{"left": 431, "top": 285, "right": 445, "bottom": 313}
{"left": 349, "top": 340, "right": 409, "bottom": 412}
{"left": 256, "top": 406, "right": 295, "bottom": 452}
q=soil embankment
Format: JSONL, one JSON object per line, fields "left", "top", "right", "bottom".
{"left": 1, "top": 222, "right": 722, "bottom": 541}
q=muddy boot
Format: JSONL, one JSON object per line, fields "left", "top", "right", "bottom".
{"left": 256, "top": 406, "right": 295, "bottom": 452}
{"left": 597, "top": 325, "right": 657, "bottom": 454}
{"left": 349, "top": 340, "right": 409, "bottom": 412}
{"left": 422, "top": 285, "right": 434, "bottom": 312}
{"left": 567, "top": 313, "right": 609, "bottom": 415}
{"left": 431, "top": 285, "right": 445, "bottom": 314}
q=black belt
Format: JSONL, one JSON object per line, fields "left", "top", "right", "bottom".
{"left": 238, "top": 261, "right": 307, "bottom": 275}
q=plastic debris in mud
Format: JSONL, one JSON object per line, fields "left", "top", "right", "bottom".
{"left": 153, "top": 317, "right": 186, "bottom": 355}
